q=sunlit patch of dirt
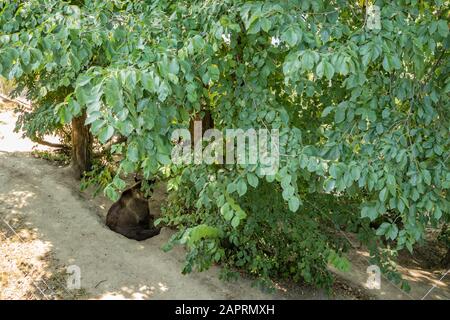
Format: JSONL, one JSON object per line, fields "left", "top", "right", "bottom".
{"left": 399, "top": 267, "right": 447, "bottom": 289}
{"left": 395, "top": 230, "right": 450, "bottom": 299}
{"left": 94, "top": 282, "right": 172, "bottom": 300}
{"left": 0, "top": 217, "right": 53, "bottom": 299}
{"left": 0, "top": 217, "right": 86, "bottom": 300}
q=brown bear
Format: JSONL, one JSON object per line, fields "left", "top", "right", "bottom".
{"left": 106, "top": 180, "right": 161, "bottom": 241}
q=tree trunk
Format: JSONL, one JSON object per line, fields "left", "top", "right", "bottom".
{"left": 71, "top": 112, "right": 92, "bottom": 179}
{"left": 189, "top": 109, "right": 213, "bottom": 145}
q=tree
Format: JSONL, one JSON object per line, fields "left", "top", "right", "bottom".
{"left": 1, "top": 0, "right": 448, "bottom": 290}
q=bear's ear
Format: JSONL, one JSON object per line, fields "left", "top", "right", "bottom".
{"left": 130, "top": 184, "right": 145, "bottom": 198}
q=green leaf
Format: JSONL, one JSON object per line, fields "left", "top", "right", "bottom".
{"left": 237, "top": 179, "right": 247, "bottom": 197}
{"left": 329, "top": 164, "right": 339, "bottom": 179}
{"left": 112, "top": 177, "right": 126, "bottom": 190}
{"left": 379, "top": 187, "right": 388, "bottom": 202}
{"left": 322, "top": 106, "right": 333, "bottom": 117}
{"left": 382, "top": 55, "right": 391, "bottom": 72}
{"left": 157, "top": 80, "right": 170, "bottom": 102}
{"left": 323, "top": 61, "right": 335, "bottom": 80}
{"left": 351, "top": 166, "right": 361, "bottom": 181}
{"left": 117, "top": 120, "right": 134, "bottom": 136}
{"left": 247, "top": 172, "right": 259, "bottom": 188}
{"left": 192, "top": 35, "right": 205, "bottom": 51}
{"left": 231, "top": 216, "right": 240, "bottom": 228}
{"left": 301, "top": 51, "right": 316, "bottom": 70}
{"left": 220, "top": 203, "right": 233, "bottom": 221}
{"left": 434, "top": 207, "right": 442, "bottom": 220}
{"left": 265, "top": 110, "right": 276, "bottom": 123}
{"left": 437, "top": 20, "right": 449, "bottom": 37}
{"left": 76, "top": 74, "right": 92, "bottom": 87}
{"left": 361, "top": 206, "right": 378, "bottom": 221}
{"left": 98, "top": 125, "right": 114, "bottom": 143}
{"left": 288, "top": 196, "right": 300, "bottom": 212}
{"left": 260, "top": 18, "right": 272, "bottom": 33}
{"left": 187, "top": 224, "right": 220, "bottom": 246}
{"left": 127, "top": 144, "right": 139, "bottom": 162}
{"left": 386, "top": 174, "right": 396, "bottom": 195}
{"left": 422, "top": 170, "right": 432, "bottom": 185}
{"left": 376, "top": 222, "right": 391, "bottom": 236}
{"left": 68, "top": 98, "right": 81, "bottom": 117}
{"left": 386, "top": 174, "right": 396, "bottom": 187}
{"left": 208, "top": 65, "right": 220, "bottom": 82}
{"left": 104, "top": 185, "right": 119, "bottom": 202}
{"left": 142, "top": 72, "right": 155, "bottom": 93}
{"left": 397, "top": 198, "right": 405, "bottom": 213}
{"left": 58, "top": 103, "right": 72, "bottom": 124}
{"left": 434, "top": 145, "right": 443, "bottom": 156}
{"left": 387, "top": 224, "right": 399, "bottom": 240}
{"left": 91, "top": 119, "right": 106, "bottom": 134}
{"left": 324, "top": 178, "right": 336, "bottom": 192}
{"left": 169, "top": 59, "right": 179, "bottom": 75}
{"left": 157, "top": 153, "right": 171, "bottom": 165}
{"left": 85, "top": 111, "right": 101, "bottom": 125}
{"left": 282, "top": 186, "right": 294, "bottom": 201}
{"left": 316, "top": 60, "right": 324, "bottom": 78}
{"left": 334, "top": 105, "right": 346, "bottom": 123}
{"left": 226, "top": 182, "right": 236, "bottom": 194}
{"left": 406, "top": 242, "right": 413, "bottom": 254}
{"left": 328, "top": 252, "right": 351, "bottom": 272}
{"left": 281, "top": 175, "right": 291, "bottom": 189}
{"left": 104, "top": 76, "right": 123, "bottom": 110}
{"left": 281, "top": 26, "right": 299, "bottom": 47}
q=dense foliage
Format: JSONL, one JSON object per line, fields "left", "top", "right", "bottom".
{"left": 1, "top": 0, "right": 448, "bottom": 290}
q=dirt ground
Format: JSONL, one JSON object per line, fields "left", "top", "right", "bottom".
{"left": 0, "top": 105, "right": 448, "bottom": 300}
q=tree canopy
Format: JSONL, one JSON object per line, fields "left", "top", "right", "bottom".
{"left": 1, "top": 0, "right": 449, "bottom": 290}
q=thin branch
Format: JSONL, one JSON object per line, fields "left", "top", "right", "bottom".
{"left": 31, "top": 137, "right": 69, "bottom": 150}
{"left": 0, "top": 93, "right": 30, "bottom": 108}
{"left": 93, "top": 136, "right": 127, "bottom": 158}
{"left": 422, "top": 48, "right": 447, "bottom": 87}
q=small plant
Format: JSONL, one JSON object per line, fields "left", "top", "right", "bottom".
{"left": 31, "top": 149, "right": 70, "bottom": 165}
{"left": 80, "top": 164, "right": 115, "bottom": 197}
